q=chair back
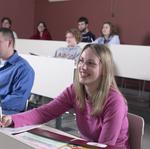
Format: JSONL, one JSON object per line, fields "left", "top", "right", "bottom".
{"left": 128, "top": 113, "right": 144, "bottom": 149}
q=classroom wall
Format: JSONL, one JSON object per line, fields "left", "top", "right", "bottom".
{"left": 0, "top": 0, "right": 35, "bottom": 38}
{"left": 35, "top": 0, "right": 150, "bottom": 45}
{"left": 35, "top": 0, "right": 110, "bottom": 41}
{"left": 1, "top": 0, "right": 149, "bottom": 45}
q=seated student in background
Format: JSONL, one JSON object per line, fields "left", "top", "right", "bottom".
{"left": 30, "top": 21, "right": 52, "bottom": 40}
{"left": 1, "top": 17, "right": 18, "bottom": 38}
{"left": 54, "top": 28, "right": 81, "bottom": 60}
{"left": 0, "top": 28, "right": 35, "bottom": 115}
{"left": 94, "top": 21, "right": 120, "bottom": 45}
{"left": 78, "top": 17, "right": 96, "bottom": 42}
{"left": 1, "top": 44, "right": 130, "bottom": 149}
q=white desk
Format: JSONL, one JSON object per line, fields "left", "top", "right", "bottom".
{"left": 0, "top": 125, "right": 80, "bottom": 149}
{"left": 20, "top": 54, "right": 74, "bottom": 98}
{"left": 15, "top": 39, "right": 67, "bottom": 57}
{"left": 16, "top": 39, "right": 150, "bottom": 81}
{"left": 15, "top": 39, "right": 87, "bottom": 57}
{"left": 109, "top": 44, "right": 150, "bottom": 81}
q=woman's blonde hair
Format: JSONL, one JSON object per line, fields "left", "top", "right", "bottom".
{"left": 74, "top": 44, "right": 122, "bottom": 116}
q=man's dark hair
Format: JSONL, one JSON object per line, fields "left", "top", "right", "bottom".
{"left": 1, "top": 17, "right": 12, "bottom": 25}
{"left": 78, "top": 17, "right": 89, "bottom": 24}
{"left": 0, "top": 28, "right": 15, "bottom": 47}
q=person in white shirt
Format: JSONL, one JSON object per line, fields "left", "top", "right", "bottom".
{"left": 1, "top": 17, "right": 18, "bottom": 38}
{"left": 54, "top": 28, "right": 81, "bottom": 61}
{"left": 94, "top": 21, "right": 120, "bottom": 45}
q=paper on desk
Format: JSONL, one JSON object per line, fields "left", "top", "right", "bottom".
{"left": 0, "top": 124, "right": 41, "bottom": 135}
{"left": 87, "top": 142, "right": 107, "bottom": 148}
{"left": 15, "top": 132, "right": 67, "bottom": 149}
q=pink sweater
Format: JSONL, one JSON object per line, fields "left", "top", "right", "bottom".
{"left": 12, "top": 84, "right": 129, "bottom": 148}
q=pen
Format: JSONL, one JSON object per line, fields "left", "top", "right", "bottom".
{"left": 0, "top": 96, "right": 2, "bottom": 121}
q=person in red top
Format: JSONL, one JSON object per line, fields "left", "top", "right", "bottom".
{"left": 30, "top": 21, "right": 52, "bottom": 40}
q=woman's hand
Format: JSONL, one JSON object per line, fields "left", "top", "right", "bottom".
{"left": 0, "top": 115, "right": 12, "bottom": 127}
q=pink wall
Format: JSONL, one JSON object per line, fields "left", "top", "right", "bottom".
{"left": 1, "top": 0, "right": 150, "bottom": 45}
{"left": 35, "top": 0, "right": 110, "bottom": 41}
{"left": 35, "top": 0, "right": 150, "bottom": 45}
{"left": 0, "top": 0, "right": 35, "bottom": 38}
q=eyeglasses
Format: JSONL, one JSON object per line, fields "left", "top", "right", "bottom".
{"left": 78, "top": 59, "right": 100, "bottom": 68}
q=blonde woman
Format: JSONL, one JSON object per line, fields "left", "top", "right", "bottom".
{"left": 0, "top": 44, "right": 129, "bottom": 149}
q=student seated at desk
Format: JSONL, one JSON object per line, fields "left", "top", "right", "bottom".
{"left": 1, "top": 44, "right": 130, "bottom": 149}
{"left": 30, "top": 21, "right": 52, "bottom": 40}
{"left": 94, "top": 21, "right": 120, "bottom": 45}
{"left": 1, "top": 17, "right": 18, "bottom": 38}
{"left": 54, "top": 28, "right": 81, "bottom": 60}
{"left": 78, "top": 16, "right": 96, "bottom": 42}
{"left": 0, "top": 28, "right": 35, "bottom": 115}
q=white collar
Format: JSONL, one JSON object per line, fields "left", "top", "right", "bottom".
{"left": 0, "top": 59, "right": 6, "bottom": 68}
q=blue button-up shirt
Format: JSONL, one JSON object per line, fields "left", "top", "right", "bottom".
{"left": 0, "top": 51, "right": 35, "bottom": 114}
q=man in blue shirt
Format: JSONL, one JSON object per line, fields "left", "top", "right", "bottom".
{"left": 0, "top": 28, "right": 35, "bottom": 114}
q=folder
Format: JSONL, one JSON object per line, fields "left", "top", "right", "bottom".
{"left": 28, "top": 128, "right": 102, "bottom": 149}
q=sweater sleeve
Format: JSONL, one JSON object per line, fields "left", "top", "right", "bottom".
{"left": 11, "top": 85, "right": 75, "bottom": 127}
{"left": 98, "top": 92, "right": 127, "bottom": 145}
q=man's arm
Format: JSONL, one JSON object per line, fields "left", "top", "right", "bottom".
{"left": 2, "top": 67, "right": 35, "bottom": 113}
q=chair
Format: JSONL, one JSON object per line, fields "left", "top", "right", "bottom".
{"left": 128, "top": 113, "right": 144, "bottom": 149}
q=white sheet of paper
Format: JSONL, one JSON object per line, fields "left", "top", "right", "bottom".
{"left": 87, "top": 142, "right": 107, "bottom": 148}
{"left": 15, "top": 132, "right": 66, "bottom": 149}
{"left": 0, "top": 125, "right": 41, "bottom": 135}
